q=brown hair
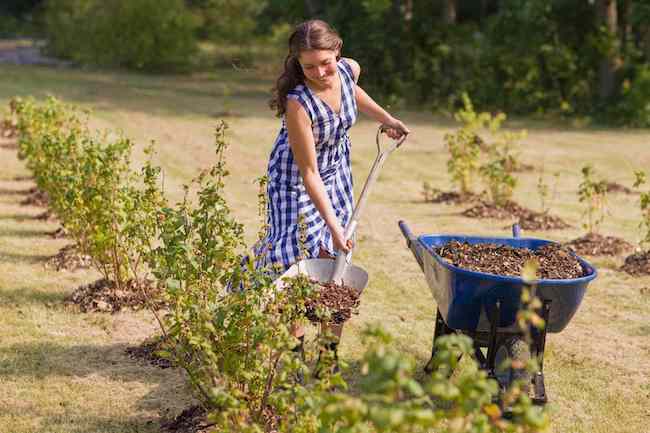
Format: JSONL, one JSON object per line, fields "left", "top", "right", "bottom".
{"left": 269, "top": 20, "right": 343, "bottom": 117}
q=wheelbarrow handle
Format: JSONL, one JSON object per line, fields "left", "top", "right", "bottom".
{"left": 398, "top": 220, "right": 424, "bottom": 272}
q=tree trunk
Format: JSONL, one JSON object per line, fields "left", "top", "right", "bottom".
{"left": 619, "top": 0, "right": 631, "bottom": 56}
{"left": 597, "top": 0, "right": 620, "bottom": 101}
{"left": 443, "top": 0, "right": 457, "bottom": 24}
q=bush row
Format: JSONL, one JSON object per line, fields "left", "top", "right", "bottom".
{"left": 8, "top": 97, "right": 548, "bottom": 432}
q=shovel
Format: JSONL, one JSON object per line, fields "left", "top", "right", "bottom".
{"left": 275, "top": 124, "right": 407, "bottom": 295}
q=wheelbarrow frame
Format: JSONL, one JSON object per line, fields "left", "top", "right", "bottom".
{"left": 399, "top": 221, "right": 597, "bottom": 405}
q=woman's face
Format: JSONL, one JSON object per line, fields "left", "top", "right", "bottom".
{"left": 298, "top": 49, "right": 338, "bottom": 88}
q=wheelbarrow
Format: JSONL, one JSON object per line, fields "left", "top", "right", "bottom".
{"left": 274, "top": 125, "right": 407, "bottom": 300}
{"left": 398, "top": 221, "right": 597, "bottom": 404}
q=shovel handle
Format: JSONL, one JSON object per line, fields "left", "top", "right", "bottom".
{"left": 377, "top": 124, "right": 408, "bottom": 155}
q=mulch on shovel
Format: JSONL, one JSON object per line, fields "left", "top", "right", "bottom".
{"left": 20, "top": 187, "right": 48, "bottom": 207}
{"left": 45, "top": 244, "right": 92, "bottom": 271}
{"left": 305, "top": 281, "right": 361, "bottom": 324}
{"left": 620, "top": 251, "right": 650, "bottom": 276}
{"left": 161, "top": 406, "right": 213, "bottom": 433}
{"left": 65, "top": 278, "right": 164, "bottom": 313}
{"left": 125, "top": 336, "right": 174, "bottom": 369}
{"left": 564, "top": 232, "right": 634, "bottom": 257}
{"left": 462, "top": 200, "right": 570, "bottom": 231}
{"left": 435, "top": 241, "right": 587, "bottom": 279}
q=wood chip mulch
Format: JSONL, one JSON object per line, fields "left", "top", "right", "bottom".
{"left": 462, "top": 200, "right": 570, "bottom": 230}
{"left": 20, "top": 188, "right": 49, "bottom": 207}
{"left": 161, "top": 406, "right": 213, "bottom": 433}
{"left": 620, "top": 251, "right": 650, "bottom": 276}
{"left": 65, "top": 278, "right": 165, "bottom": 313}
{"left": 435, "top": 241, "right": 587, "bottom": 279}
{"left": 125, "top": 336, "right": 174, "bottom": 369}
{"left": 425, "top": 190, "right": 479, "bottom": 205}
{"left": 606, "top": 181, "right": 635, "bottom": 195}
{"left": 45, "top": 244, "right": 92, "bottom": 271}
{"left": 564, "top": 232, "right": 634, "bottom": 257}
{"left": 305, "top": 281, "right": 361, "bottom": 324}
{"left": 49, "top": 226, "right": 68, "bottom": 239}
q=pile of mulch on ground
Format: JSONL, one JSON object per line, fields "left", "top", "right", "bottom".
{"left": 435, "top": 241, "right": 586, "bottom": 279}
{"left": 125, "top": 336, "right": 174, "bottom": 369}
{"left": 425, "top": 190, "right": 479, "bottom": 205}
{"left": 606, "top": 181, "right": 635, "bottom": 195}
{"left": 161, "top": 406, "right": 213, "bottom": 433}
{"left": 20, "top": 187, "right": 49, "bottom": 207}
{"left": 620, "top": 251, "right": 650, "bottom": 276}
{"left": 305, "top": 281, "right": 361, "bottom": 324}
{"left": 462, "top": 200, "right": 570, "bottom": 230}
{"left": 564, "top": 232, "right": 634, "bottom": 256}
{"left": 49, "top": 227, "right": 68, "bottom": 239}
{"left": 45, "top": 244, "right": 92, "bottom": 271}
{"left": 65, "top": 278, "right": 165, "bottom": 313}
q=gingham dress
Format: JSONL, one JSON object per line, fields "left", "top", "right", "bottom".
{"left": 255, "top": 59, "right": 358, "bottom": 272}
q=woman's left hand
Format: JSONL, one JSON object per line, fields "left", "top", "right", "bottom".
{"left": 384, "top": 117, "right": 410, "bottom": 140}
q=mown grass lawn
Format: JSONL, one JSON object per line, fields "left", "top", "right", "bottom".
{"left": 1, "top": 62, "right": 649, "bottom": 433}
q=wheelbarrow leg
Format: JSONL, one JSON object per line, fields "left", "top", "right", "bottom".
{"left": 424, "top": 309, "right": 452, "bottom": 373}
{"left": 530, "top": 300, "right": 551, "bottom": 405}
{"left": 485, "top": 301, "right": 501, "bottom": 376}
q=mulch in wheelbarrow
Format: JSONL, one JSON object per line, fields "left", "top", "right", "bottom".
{"left": 305, "top": 281, "right": 361, "bottom": 324}
{"left": 461, "top": 200, "right": 570, "bottom": 231}
{"left": 564, "top": 232, "right": 634, "bottom": 257}
{"left": 435, "top": 241, "right": 586, "bottom": 279}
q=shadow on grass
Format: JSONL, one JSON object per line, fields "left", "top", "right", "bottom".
{"left": 0, "top": 251, "right": 51, "bottom": 265}
{"left": 0, "top": 187, "right": 32, "bottom": 195}
{"left": 0, "top": 212, "right": 48, "bottom": 221}
{"left": 0, "top": 286, "right": 67, "bottom": 306}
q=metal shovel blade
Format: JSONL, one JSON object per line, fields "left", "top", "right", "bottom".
{"left": 275, "top": 258, "right": 369, "bottom": 297}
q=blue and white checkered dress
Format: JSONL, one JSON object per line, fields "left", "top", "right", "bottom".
{"left": 255, "top": 59, "right": 358, "bottom": 272}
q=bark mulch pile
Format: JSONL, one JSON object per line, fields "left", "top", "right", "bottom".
{"left": 65, "top": 278, "right": 164, "bottom": 313}
{"left": 20, "top": 187, "right": 49, "bottom": 207}
{"left": 45, "top": 244, "right": 92, "bottom": 271}
{"left": 425, "top": 190, "right": 479, "bottom": 205}
{"left": 49, "top": 226, "right": 68, "bottom": 239}
{"left": 462, "top": 200, "right": 570, "bottom": 231}
{"left": 620, "top": 251, "right": 650, "bottom": 276}
{"left": 305, "top": 281, "right": 361, "bottom": 324}
{"left": 161, "top": 406, "right": 213, "bottom": 433}
{"left": 125, "top": 336, "right": 174, "bottom": 369}
{"left": 564, "top": 232, "right": 634, "bottom": 257}
{"left": 435, "top": 241, "right": 587, "bottom": 279}
{"left": 606, "top": 181, "right": 635, "bottom": 195}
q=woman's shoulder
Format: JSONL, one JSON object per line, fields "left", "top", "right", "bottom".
{"left": 340, "top": 57, "right": 360, "bottom": 83}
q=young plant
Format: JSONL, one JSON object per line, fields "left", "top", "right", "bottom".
{"left": 536, "top": 166, "right": 561, "bottom": 214}
{"left": 444, "top": 93, "right": 497, "bottom": 195}
{"left": 578, "top": 164, "right": 608, "bottom": 234}
{"left": 633, "top": 170, "right": 650, "bottom": 249}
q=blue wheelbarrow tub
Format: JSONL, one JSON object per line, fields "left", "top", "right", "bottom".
{"left": 417, "top": 234, "right": 597, "bottom": 333}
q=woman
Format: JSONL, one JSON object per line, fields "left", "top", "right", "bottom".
{"left": 255, "top": 19, "right": 409, "bottom": 371}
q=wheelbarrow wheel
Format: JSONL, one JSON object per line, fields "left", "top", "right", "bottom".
{"left": 494, "top": 337, "right": 531, "bottom": 393}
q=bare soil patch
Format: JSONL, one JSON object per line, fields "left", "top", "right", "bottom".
{"left": 462, "top": 200, "right": 570, "bottom": 230}
{"left": 565, "top": 232, "right": 634, "bottom": 257}
{"left": 45, "top": 244, "right": 92, "bottom": 271}
{"left": 20, "top": 187, "right": 48, "bottom": 207}
{"left": 435, "top": 241, "right": 586, "bottom": 279}
{"left": 65, "top": 278, "right": 164, "bottom": 313}
{"left": 161, "top": 406, "right": 213, "bottom": 433}
{"left": 305, "top": 281, "right": 361, "bottom": 324}
{"left": 125, "top": 336, "right": 174, "bottom": 369}
{"left": 620, "top": 251, "right": 650, "bottom": 276}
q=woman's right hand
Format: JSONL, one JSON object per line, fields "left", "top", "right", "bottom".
{"left": 331, "top": 224, "right": 353, "bottom": 254}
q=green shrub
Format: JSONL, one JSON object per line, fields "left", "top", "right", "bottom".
{"left": 614, "top": 65, "right": 650, "bottom": 127}
{"left": 43, "top": 0, "right": 198, "bottom": 71}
